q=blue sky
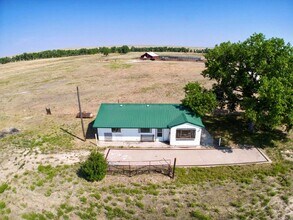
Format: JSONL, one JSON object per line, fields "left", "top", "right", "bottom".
{"left": 0, "top": 0, "right": 292, "bottom": 57}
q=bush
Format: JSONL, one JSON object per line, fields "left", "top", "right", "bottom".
{"left": 79, "top": 151, "right": 107, "bottom": 181}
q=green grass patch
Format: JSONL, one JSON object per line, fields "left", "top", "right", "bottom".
{"left": 0, "top": 80, "right": 10, "bottom": 85}
{"left": 281, "top": 195, "right": 289, "bottom": 204}
{"left": 90, "top": 192, "right": 101, "bottom": 200}
{"left": 163, "top": 207, "right": 178, "bottom": 217}
{"left": 105, "top": 206, "right": 131, "bottom": 219}
{"left": 190, "top": 209, "right": 211, "bottom": 220}
{"left": 43, "top": 211, "right": 55, "bottom": 219}
{"left": 108, "top": 61, "right": 131, "bottom": 70}
{"left": 0, "top": 183, "right": 8, "bottom": 194}
{"left": 44, "top": 189, "right": 52, "bottom": 197}
{"left": 80, "top": 196, "right": 87, "bottom": 204}
{"left": 22, "top": 212, "right": 46, "bottom": 220}
{"left": 5, "top": 129, "right": 73, "bottom": 151}
{"left": 230, "top": 200, "right": 243, "bottom": 208}
{"left": 37, "top": 164, "right": 68, "bottom": 180}
{"left": 142, "top": 184, "right": 160, "bottom": 196}
{"left": 135, "top": 200, "right": 144, "bottom": 209}
{"left": 35, "top": 179, "right": 44, "bottom": 187}
{"left": 176, "top": 162, "right": 290, "bottom": 184}
{"left": 109, "top": 186, "right": 143, "bottom": 195}
{"left": 75, "top": 210, "right": 97, "bottom": 220}
{"left": 59, "top": 203, "right": 74, "bottom": 213}
{"left": 0, "top": 201, "right": 6, "bottom": 209}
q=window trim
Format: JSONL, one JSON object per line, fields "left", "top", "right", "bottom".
{"left": 139, "top": 128, "right": 152, "bottom": 133}
{"left": 157, "top": 128, "right": 163, "bottom": 137}
{"left": 111, "top": 128, "right": 121, "bottom": 133}
{"left": 176, "top": 129, "right": 196, "bottom": 140}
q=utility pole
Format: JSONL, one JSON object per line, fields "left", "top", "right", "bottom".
{"left": 77, "top": 86, "right": 86, "bottom": 141}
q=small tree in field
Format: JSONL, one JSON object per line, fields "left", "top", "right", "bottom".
{"left": 79, "top": 151, "right": 107, "bottom": 181}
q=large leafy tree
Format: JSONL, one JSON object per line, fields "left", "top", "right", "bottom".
{"left": 202, "top": 33, "right": 293, "bottom": 131}
{"left": 182, "top": 82, "right": 217, "bottom": 117}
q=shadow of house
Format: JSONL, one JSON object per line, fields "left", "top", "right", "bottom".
{"left": 86, "top": 120, "right": 95, "bottom": 139}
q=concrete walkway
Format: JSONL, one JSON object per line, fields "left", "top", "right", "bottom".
{"left": 105, "top": 148, "right": 271, "bottom": 167}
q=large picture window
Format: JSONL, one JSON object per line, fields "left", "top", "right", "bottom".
{"left": 139, "top": 128, "right": 151, "bottom": 133}
{"left": 176, "top": 129, "right": 195, "bottom": 140}
{"left": 111, "top": 128, "right": 121, "bottom": 133}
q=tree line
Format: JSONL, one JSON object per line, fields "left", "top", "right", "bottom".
{"left": 0, "top": 46, "right": 209, "bottom": 64}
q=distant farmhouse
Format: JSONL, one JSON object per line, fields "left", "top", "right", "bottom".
{"left": 93, "top": 103, "right": 204, "bottom": 146}
{"left": 140, "top": 52, "right": 203, "bottom": 62}
{"left": 140, "top": 52, "right": 160, "bottom": 60}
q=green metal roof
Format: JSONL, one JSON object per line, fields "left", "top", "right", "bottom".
{"left": 93, "top": 103, "right": 204, "bottom": 128}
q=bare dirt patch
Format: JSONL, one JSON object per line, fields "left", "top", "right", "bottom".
{"left": 0, "top": 146, "right": 89, "bottom": 182}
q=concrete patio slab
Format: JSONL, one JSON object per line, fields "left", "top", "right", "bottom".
{"left": 105, "top": 148, "right": 271, "bottom": 167}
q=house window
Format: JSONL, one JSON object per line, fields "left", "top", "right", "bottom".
{"left": 139, "top": 128, "right": 151, "bottom": 133}
{"left": 111, "top": 128, "right": 121, "bottom": 133}
{"left": 176, "top": 129, "right": 195, "bottom": 140}
{"left": 157, "top": 129, "right": 163, "bottom": 137}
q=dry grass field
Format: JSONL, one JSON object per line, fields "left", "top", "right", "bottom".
{"left": 0, "top": 52, "right": 208, "bottom": 132}
{"left": 0, "top": 53, "right": 292, "bottom": 219}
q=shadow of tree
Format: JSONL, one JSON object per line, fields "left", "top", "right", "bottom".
{"left": 76, "top": 166, "right": 88, "bottom": 180}
{"left": 203, "top": 114, "right": 289, "bottom": 148}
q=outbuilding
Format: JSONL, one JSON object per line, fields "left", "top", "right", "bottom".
{"left": 140, "top": 52, "right": 160, "bottom": 60}
{"left": 93, "top": 103, "right": 204, "bottom": 146}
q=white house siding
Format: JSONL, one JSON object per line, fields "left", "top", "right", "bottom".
{"left": 163, "top": 129, "right": 170, "bottom": 142}
{"left": 97, "top": 128, "right": 170, "bottom": 142}
{"left": 169, "top": 123, "right": 202, "bottom": 146}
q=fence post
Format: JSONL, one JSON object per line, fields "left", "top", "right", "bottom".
{"left": 172, "top": 158, "right": 177, "bottom": 179}
{"left": 129, "top": 162, "right": 131, "bottom": 177}
{"left": 149, "top": 161, "right": 151, "bottom": 174}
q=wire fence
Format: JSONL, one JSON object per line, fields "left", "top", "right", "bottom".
{"left": 107, "top": 158, "right": 176, "bottom": 178}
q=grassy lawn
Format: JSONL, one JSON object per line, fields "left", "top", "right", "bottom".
{"left": 0, "top": 158, "right": 291, "bottom": 219}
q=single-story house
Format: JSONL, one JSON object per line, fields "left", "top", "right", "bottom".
{"left": 93, "top": 103, "right": 204, "bottom": 146}
{"left": 140, "top": 52, "right": 160, "bottom": 60}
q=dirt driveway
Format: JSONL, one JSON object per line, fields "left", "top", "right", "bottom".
{"left": 105, "top": 148, "right": 271, "bottom": 166}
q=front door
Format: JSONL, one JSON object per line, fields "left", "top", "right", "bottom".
{"left": 156, "top": 128, "right": 164, "bottom": 141}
